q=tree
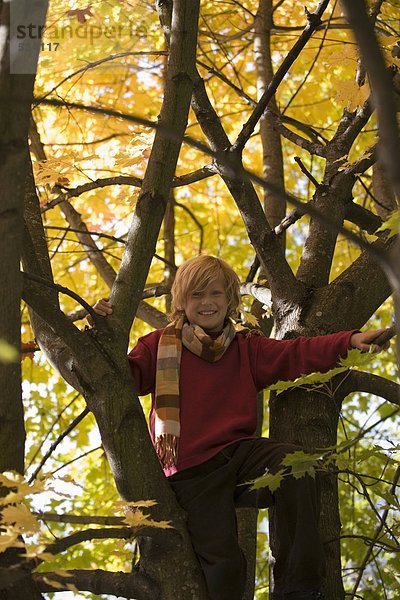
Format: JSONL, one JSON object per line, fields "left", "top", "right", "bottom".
{"left": 1, "top": 0, "right": 399, "bottom": 599}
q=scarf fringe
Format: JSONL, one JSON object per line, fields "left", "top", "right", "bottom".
{"left": 155, "top": 433, "right": 179, "bottom": 468}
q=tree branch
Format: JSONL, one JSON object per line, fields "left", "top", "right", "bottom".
{"left": 308, "top": 234, "right": 397, "bottom": 330}
{"left": 240, "top": 283, "right": 272, "bottom": 307}
{"left": 22, "top": 157, "right": 88, "bottom": 393}
{"left": 22, "top": 271, "right": 98, "bottom": 321}
{"left": 31, "top": 98, "right": 399, "bottom": 290}
{"left": 337, "top": 370, "right": 400, "bottom": 406}
{"left": 331, "top": 101, "right": 373, "bottom": 155}
{"left": 35, "top": 512, "right": 125, "bottom": 526}
{"left": 44, "top": 527, "right": 135, "bottom": 556}
{"left": 33, "top": 569, "right": 159, "bottom": 599}
{"left": 21, "top": 276, "right": 100, "bottom": 370}
{"left": 344, "top": 203, "right": 382, "bottom": 234}
{"left": 41, "top": 165, "right": 216, "bottom": 213}
{"left": 267, "top": 109, "right": 325, "bottom": 156}
{"left": 191, "top": 75, "right": 302, "bottom": 305}
{"left": 294, "top": 156, "right": 320, "bottom": 187}
{"left": 341, "top": 0, "right": 400, "bottom": 365}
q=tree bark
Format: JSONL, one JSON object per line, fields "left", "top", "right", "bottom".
{"left": 254, "top": 0, "right": 286, "bottom": 236}
{"left": 0, "top": 1, "right": 48, "bottom": 597}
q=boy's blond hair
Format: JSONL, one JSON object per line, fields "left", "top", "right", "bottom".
{"left": 170, "top": 255, "right": 241, "bottom": 321}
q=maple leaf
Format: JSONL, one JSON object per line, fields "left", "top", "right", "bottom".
{"left": 250, "top": 470, "right": 284, "bottom": 493}
{"left": 377, "top": 209, "right": 400, "bottom": 239}
{"left": 0, "top": 471, "right": 24, "bottom": 488}
{"left": 123, "top": 509, "right": 171, "bottom": 529}
{"left": 1, "top": 504, "right": 40, "bottom": 532}
{"left": 335, "top": 80, "right": 370, "bottom": 111}
{"left": 243, "top": 312, "right": 259, "bottom": 327}
{"left": 67, "top": 7, "right": 93, "bottom": 24}
{"left": 281, "top": 451, "right": 324, "bottom": 479}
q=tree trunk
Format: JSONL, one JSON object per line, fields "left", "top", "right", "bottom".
{"left": 0, "top": 1, "right": 48, "bottom": 597}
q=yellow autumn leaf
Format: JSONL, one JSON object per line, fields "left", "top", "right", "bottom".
{"left": 1, "top": 504, "right": 40, "bottom": 532}
{"left": 122, "top": 509, "right": 151, "bottom": 527}
{"left": 42, "top": 577, "right": 65, "bottom": 591}
{"left": 0, "top": 471, "right": 24, "bottom": 487}
{"left": 141, "top": 518, "right": 172, "bottom": 529}
{"left": 0, "top": 533, "right": 24, "bottom": 553}
{"left": 33, "top": 158, "right": 78, "bottom": 187}
{"left": 335, "top": 80, "right": 370, "bottom": 111}
{"left": 23, "top": 547, "right": 51, "bottom": 560}
{"left": 323, "top": 46, "right": 358, "bottom": 68}
{"left": 53, "top": 569, "right": 73, "bottom": 577}
{"left": 0, "top": 473, "right": 45, "bottom": 504}
{"left": 243, "top": 312, "right": 259, "bottom": 327}
{"left": 122, "top": 509, "right": 171, "bottom": 529}
{"left": 0, "top": 491, "right": 28, "bottom": 506}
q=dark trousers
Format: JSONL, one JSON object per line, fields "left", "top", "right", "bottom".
{"left": 169, "top": 438, "right": 325, "bottom": 600}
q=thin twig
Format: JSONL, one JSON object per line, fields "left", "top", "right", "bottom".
{"left": 294, "top": 156, "right": 320, "bottom": 188}
{"left": 29, "top": 408, "right": 90, "bottom": 483}
{"left": 22, "top": 271, "right": 97, "bottom": 320}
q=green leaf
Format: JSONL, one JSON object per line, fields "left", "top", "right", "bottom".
{"left": 376, "top": 209, "right": 400, "bottom": 239}
{"left": 281, "top": 451, "right": 323, "bottom": 479}
{"left": 250, "top": 470, "right": 284, "bottom": 493}
{"left": 266, "top": 366, "right": 347, "bottom": 394}
{"left": 339, "top": 348, "right": 375, "bottom": 369}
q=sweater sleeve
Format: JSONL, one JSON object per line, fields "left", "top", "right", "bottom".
{"left": 251, "top": 330, "right": 358, "bottom": 391}
{"left": 127, "top": 330, "right": 161, "bottom": 396}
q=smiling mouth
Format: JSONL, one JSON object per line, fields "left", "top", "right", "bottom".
{"left": 198, "top": 311, "right": 217, "bottom": 316}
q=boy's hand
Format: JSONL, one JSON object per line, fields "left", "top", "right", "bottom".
{"left": 350, "top": 329, "right": 391, "bottom": 353}
{"left": 87, "top": 298, "right": 113, "bottom": 326}
{"left": 93, "top": 298, "right": 113, "bottom": 316}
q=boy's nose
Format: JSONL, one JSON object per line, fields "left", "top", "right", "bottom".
{"left": 200, "top": 297, "right": 212, "bottom": 305}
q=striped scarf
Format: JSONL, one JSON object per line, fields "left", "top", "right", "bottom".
{"left": 154, "top": 315, "right": 236, "bottom": 468}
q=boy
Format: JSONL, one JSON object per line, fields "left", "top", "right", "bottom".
{"left": 93, "top": 255, "right": 389, "bottom": 600}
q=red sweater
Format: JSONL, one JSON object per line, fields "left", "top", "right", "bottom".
{"left": 128, "top": 329, "right": 355, "bottom": 476}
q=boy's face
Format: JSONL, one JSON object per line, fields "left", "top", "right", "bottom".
{"left": 184, "top": 275, "right": 229, "bottom": 333}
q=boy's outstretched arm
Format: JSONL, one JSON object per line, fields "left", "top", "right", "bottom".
{"left": 87, "top": 300, "right": 393, "bottom": 357}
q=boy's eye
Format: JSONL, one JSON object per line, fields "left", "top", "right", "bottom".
{"left": 191, "top": 291, "right": 202, "bottom": 297}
